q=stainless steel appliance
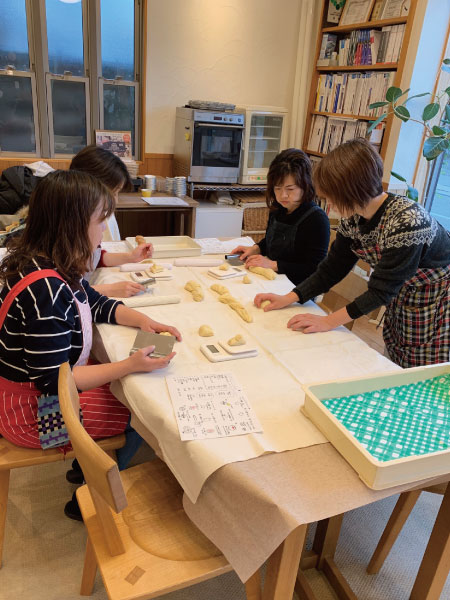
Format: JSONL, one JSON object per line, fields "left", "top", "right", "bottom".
{"left": 174, "top": 107, "right": 244, "bottom": 183}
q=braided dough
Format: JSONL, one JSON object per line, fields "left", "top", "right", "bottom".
{"left": 210, "top": 284, "right": 229, "bottom": 296}
{"left": 184, "top": 280, "right": 204, "bottom": 301}
{"left": 248, "top": 266, "right": 276, "bottom": 280}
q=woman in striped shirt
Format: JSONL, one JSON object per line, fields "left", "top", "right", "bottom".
{"left": 0, "top": 170, "right": 180, "bottom": 458}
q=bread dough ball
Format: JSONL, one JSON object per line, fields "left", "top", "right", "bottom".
{"left": 219, "top": 263, "right": 229, "bottom": 271}
{"left": 248, "top": 266, "right": 276, "bottom": 280}
{"left": 159, "top": 331, "right": 172, "bottom": 336}
{"left": 135, "top": 235, "right": 146, "bottom": 245}
{"left": 242, "top": 275, "right": 252, "bottom": 284}
{"left": 150, "top": 263, "right": 164, "bottom": 273}
{"left": 210, "top": 284, "right": 229, "bottom": 295}
{"left": 199, "top": 325, "right": 214, "bottom": 337}
{"left": 228, "top": 334, "right": 245, "bottom": 346}
{"left": 260, "top": 300, "right": 271, "bottom": 309}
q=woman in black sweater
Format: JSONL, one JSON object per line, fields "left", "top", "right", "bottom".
{"left": 232, "top": 149, "right": 330, "bottom": 285}
{"left": 255, "top": 138, "right": 450, "bottom": 368}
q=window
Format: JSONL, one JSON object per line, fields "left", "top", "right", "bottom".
{"left": 425, "top": 150, "right": 450, "bottom": 231}
{"left": 0, "top": 0, "right": 142, "bottom": 158}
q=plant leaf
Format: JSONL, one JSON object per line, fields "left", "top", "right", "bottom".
{"left": 407, "top": 185, "right": 419, "bottom": 202}
{"left": 446, "top": 104, "right": 450, "bottom": 122}
{"left": 391, "top": 171, "right": 407, "bottom": 182}
{"left": 443, "top": 58, "right": 450, "bottom": 65}
{"left": 404, "top": 92, "right": 430, "bottom": 104}
{"left": 386, "top": 87, "right": 403, "bottom": 102}
{"left": 367, "top": 113, "right": 387, "bottom": 133}
{"left": 369, "top": 101, "right": 389, "bottom": 108}
{"left": 445, "top": 87, "right": 450, "bottom": 97}
{"left": 432, "top": 125, "right": 446, "bottom": 136}
{"left": 423, "top": 137, "right": 450, "bottom": 160}
{"left": 422, "top": 103, "right": 440, "bottom": 121}
{"left": 394, "top": 105, "right": 410, "bottom": 122}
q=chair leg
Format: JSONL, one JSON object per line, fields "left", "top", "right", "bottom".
{"left": 244, "top": 568, "right": 262, "bottom": 600}
{"left": 367, "top": 490, "right": 422, "bottom": 574}
{"left": 80, "top": 535, "right": 98, "bottom": 596}
{"left": 0, "top": 470, "right": 11, "bottom": 569}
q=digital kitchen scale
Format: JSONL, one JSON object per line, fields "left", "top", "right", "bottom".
{"left": 207, "top": 266, "right": 245, "bottom": 280}
{"left": 200, "top": 340, "right": 258, "bottom": 362}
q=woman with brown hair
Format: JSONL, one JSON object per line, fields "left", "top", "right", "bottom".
{"left": 0, "top": 170, "right": 180, "bottom": 515}
{"left": 70, "top": 145, "right": 153, "bottom": 297}
{"left": 231, "top": 148, "right": 330, "bottom": 285}
{"left": 254, "top": 138, "right": 450, "bottom": 368}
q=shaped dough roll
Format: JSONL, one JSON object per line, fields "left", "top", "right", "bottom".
{"left": 234, "top": 306, "right": 253, "bottom": 323}
{"left": 219, "top": 263, "right": 229, "bottom": 271}
{"left": 228, "top": 334, "right": 245, "bottom": 346}
{"left": 198, "top": 325, "right": 214, "bottom": 337}
{"left": 192, "top": 291, "right": 204, "bottom": 302}
{"left": 260, "top": 300, "right": 271, "bottom": 309}
{"left": 210, "top": 284, "right": 229, "bottom": 295}
{"left": 135, "top": 235, "right": 146, "bottom": 245}
{"left": 150, "top": 263, "right": 164, "bottom": 273}
{"left": 242, "top": 275, "right": 252, "bottom": 284}
{"left": 185, "top": 280, "right": 201, "bottom": 292}
{"left": 248, "top": 266, "right": 276, "bottom": 280}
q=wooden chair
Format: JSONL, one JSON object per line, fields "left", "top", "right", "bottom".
{"left": 367, "top": 482, "right": 449, "bottom": 574}
{"left": 57, "top": 362, "right": 261, "bottom": 600}
{"left": 0, "top": 427, "right": 125, "bottom": 568}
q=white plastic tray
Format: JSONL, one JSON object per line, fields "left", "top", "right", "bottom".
{"left": 302, "top": 362, "right": 450, "bottom": 490}
{"left": 125, "top": 236, "right": 201, "bottom": 258}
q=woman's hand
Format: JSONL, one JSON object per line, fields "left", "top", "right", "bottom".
{"left": 231, "top": 244, "right": 260, "bottom": 262}
{"left": 245, "top": 255, "right": 277, "bottom": 271}
{"left": 287, "top": 313, "right": 333, "bottom": 333}
{"left": 139, "top": 316, "right": 182, "bottom": 341}
{"left": 127, "top": 346, "right": 176, "bottom": 373}
{"left": 93, "top": 281, "right": 146, "bottom": 297}
{"left": 254, "top": 291, "right": 299, "bottom": 311}
{"left": 129, "top": 243, "right": 153, "bottom": 262}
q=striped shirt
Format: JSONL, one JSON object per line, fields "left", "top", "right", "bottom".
{"left": 0, "top": 258, "right": 122, "bottom": 395}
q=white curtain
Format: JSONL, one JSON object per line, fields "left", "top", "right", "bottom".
{"left": 289, "top": 0, "right": 322, "bottom": 148}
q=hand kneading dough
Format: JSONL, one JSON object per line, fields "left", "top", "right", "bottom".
{"left": 198, "top": 325, "right": 214, "bottom": 337}
{"left": 210, "top": 284, "right": 229, "bottom": 295}
{"left": 159, "top": 331, "right": 172, "bottom": 336}
{"left": 242, "top": 275, "right": 252, "bottom": 284}
{"left": 228, "top": 334, "right": 245, "bottom": 346}
{"left": 150, "top": 263, "right": 164, "bottom": 273}
{"left": 248, "top": 266, "right": 276, "bottom": 280}
{"left": 135, "top": 235, "right": 146, "bottom": 245}
{"left": 260, "top": 300, "right": 271, "bottom": 309}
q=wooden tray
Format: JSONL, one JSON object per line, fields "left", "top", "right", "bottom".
{"left": 303, "top": 363, "right": 450, "bottom": 490}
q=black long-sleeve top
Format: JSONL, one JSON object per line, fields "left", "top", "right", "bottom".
{"left": 292, "top": 194, "right": 450, "bottom": 318}
{"left": 258, "top": 202, "right": 330, "bottom": 285}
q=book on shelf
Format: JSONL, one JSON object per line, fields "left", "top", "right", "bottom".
{"left": 333, "top": 25, "right": 404, "bottom": 66}
{"left": 317, "top": 33, "right": 338, "bottom": 66}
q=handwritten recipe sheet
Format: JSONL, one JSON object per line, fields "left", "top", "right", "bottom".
{"left": 166, "top": 372, "right": 263, "bottom": 441}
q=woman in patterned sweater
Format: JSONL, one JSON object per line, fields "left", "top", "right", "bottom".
{"left": 254, "top": 138, "right": 450, "bottom": 368}
{"left": 0, "top": 170, "right": 180, "bottom": 453}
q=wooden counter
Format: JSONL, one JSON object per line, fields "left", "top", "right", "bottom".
{"left": 115, "top": 192, "right": 199, "bottom": 238}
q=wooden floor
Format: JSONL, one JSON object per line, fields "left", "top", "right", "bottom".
{"left": 352, "top": 314, "right": 385, "bottom": 355}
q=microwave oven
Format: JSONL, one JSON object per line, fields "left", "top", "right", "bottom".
{"left": 236, "top": 105, "right": 288, "bottom": 184}
{"left": 174, "top": 107, "right": 244, "bottom": 183}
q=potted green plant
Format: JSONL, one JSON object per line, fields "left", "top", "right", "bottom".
{"left": 368, "top": 58, "right": 450, "bottom": 200}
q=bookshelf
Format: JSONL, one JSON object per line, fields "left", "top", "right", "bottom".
{"left": 303, "top": 0, "right": 418, "bottom": 168}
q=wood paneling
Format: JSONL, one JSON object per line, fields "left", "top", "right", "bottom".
{"left": 140, "top": 153, "right": 174, "bottom": 177}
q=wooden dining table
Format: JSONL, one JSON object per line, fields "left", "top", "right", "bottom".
{"left": 91, "top": 252, "right": 450, "bottom": 600}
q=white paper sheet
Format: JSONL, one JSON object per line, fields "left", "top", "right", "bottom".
{"left": 100, "top": 241, "right": 129, "bottom": 253}
{"left": 167, "top": 372, "right": 262, "bottom": 441}
{"left": 194, "top": 237, "right": 255, "bottom": 254}
{"left": 142, "top": 196, "right": 189, "bottom": 206}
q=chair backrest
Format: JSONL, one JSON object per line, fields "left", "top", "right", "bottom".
{"left": 58, "top": 363, "right": 127, "bottom": 554}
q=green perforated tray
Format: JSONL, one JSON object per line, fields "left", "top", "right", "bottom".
{"left": 303, "top": 363, "right": 450, "bottom": 490}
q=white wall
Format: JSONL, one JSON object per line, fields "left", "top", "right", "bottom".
{"left": 390, "top": 0, "right": 450, "bottom": 187}
{"left": 145, "top": 0, "right": 301, "bottom": 153}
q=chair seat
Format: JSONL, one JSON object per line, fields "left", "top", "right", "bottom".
{"left": 0, "top": 434, "right": 126, "bottom": 470}
{"left": 77, "top": 459, "right": 231, "bottom": 600}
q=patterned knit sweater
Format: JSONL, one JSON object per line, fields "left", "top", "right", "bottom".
{"left": 0, "top": 258, "right": 122, "bottom": 394}
{"left": 293, "top": 195, "right": 450, "bottom": 318}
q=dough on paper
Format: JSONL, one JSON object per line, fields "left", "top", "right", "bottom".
{"left": 210, "top": 284, "right": 229, "bottom": 295}
{"left": 198, "top": 325, "right": 214, "bottom": 337}
{"left": 150, "top": 263, "right": 164, "bottom": 273}
{"left": 228, "top": 334, "right": 245, "bottom": 346}
{"left": 219, "top": 263, "right": 229, "bottom": 271}
{"left": 185, "top": 280, "right": 201, "bottom": 292}
{"left": 243, "top": 275, "right": 252, "bottom": 284}
{"left": 248, "top": 266, "right": 276, "bottom": 280}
